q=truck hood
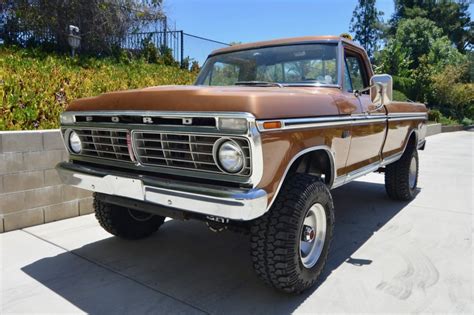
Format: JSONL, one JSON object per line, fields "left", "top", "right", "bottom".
{"left": 66, "top": 85, "right": 341, "bottom": 119}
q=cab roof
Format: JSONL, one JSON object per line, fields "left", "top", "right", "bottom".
{"left": 210, "top": 35, "right": 363, "bottom": 56}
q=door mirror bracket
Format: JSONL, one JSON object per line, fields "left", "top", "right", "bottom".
{"left": 354, "top": 74, "right": 393, "bottom": 113}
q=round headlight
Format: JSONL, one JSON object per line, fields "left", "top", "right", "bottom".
{"left": 216, "top": 140, "right": 245, "bottom": 173}
{"left": 68, "top": 130, "right": 82, "bottom": 154}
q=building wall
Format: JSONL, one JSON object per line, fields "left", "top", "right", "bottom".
{"left": 0, "top": 130, "right": 93, "bottom": 233}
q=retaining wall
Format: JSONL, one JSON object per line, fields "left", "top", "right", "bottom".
{"left": 441, "top": 125, "right": 465, "bottom": 133}
{"left": 0, "top": 130, "right": 93, "bottom": 233}
{"left": 426, "top": 123, "right": 442, "bottom": 137}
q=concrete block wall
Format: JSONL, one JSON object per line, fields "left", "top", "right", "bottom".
{"left": 0, "top": 130, "right": 93, "bottom": 233}
{"left": 426, "top": 123, "right": 442, "bottom": 137}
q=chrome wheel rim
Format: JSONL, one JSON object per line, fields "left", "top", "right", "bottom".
{"left": 408, "top": 156, "right": 417, "bottom": 189}
{"left": 300, "top": 203, "right": 327, "bottom": 268}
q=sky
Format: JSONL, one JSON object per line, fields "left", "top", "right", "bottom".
{"left": 163, "top": 0, "right": 473, "bottom": 65}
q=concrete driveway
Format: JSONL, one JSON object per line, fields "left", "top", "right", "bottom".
{"left": 1, "top": 131, "right": 472, "bottom": 314}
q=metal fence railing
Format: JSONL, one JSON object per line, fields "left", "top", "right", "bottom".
{"left": 122, "top": 31, "right": 230, "bottom": 66}
{"left": 122, "top": 31, "right": 183, "bottom": 61}
{"left": 1, "top": 29, "right": 230, "bottom": 67}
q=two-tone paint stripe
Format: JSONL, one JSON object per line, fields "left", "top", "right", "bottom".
{"left": 256, "top": 112, "right": 427, "bottom": 132}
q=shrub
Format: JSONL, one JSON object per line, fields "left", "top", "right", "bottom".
{"left": 393, "top": 90, "right": 408, "bottom": 102}
{"left": 0, "top": 47, "right": 197, "bottom": 130}
{"left": 141, "top": 38, "right": 158, "bottom": 63}
{"left": 392, "top": 76, "right": 416, "bottom": 101}
{"left": 428, "top": 108, "right": 459, "bottom": 125}
{"left": 461, "top": 117, "right": 473, "bottom": 126}
{"left": 429, "top": 63, "right": 474, "bottom": 120}
{"left": 190, "top": 61, "right": 200, "bottom": 73}
{"left": 439, "top": 115, "right": 459, "bottom": 126}
{"left": 427, "top": 109, "right": 442, "bottom": 122}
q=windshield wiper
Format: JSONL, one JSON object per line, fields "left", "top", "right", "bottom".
{"left": 235, "top": 81, "right": 283, "bottom": 88}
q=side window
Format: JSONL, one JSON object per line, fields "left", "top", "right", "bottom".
{"left": 344, "top": 53, "right": 368, "bottom": 92}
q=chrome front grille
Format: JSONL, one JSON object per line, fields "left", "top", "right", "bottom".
{"left": 73, "top": 129, "right": 132, "bottom": 162}
{"left": 65, "top": 128, "right": 252, "bottom": 177}
{"left": 133, "top": 131, "right": 251, "bottom": 176}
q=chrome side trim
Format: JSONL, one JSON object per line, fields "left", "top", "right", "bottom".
{"left": 387, "top": 112, "right": 427, "bottom": 122}
{"left": 331, "top": 176, "right": 346, "bottom": 189}
{"left": 56, "top": 161, "right": 268, "bottom": 221}
{"left": 257, "top": 112, "right": 427, "bottom": 132}
{"left": 388, "top": 112, "right": 427, "bottom": 117}
{"left": 332, "top": 161, "right": 381, "bottom": 189}
{"left": 266, "top": 145, "right": 336, "bottom": 211}
{"left": 352, "top": 118, "right": 387, "bottom": 125}
{"left": 381, "top": 152, "right": 403, "bottom": 166}
{"left": 388, "top": 116, "right": 426, "bottom": 122}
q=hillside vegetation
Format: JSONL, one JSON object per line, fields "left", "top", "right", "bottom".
{"left": 0, "top": 47, "right": 197, "bottom": 130}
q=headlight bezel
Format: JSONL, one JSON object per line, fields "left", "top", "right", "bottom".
{"left": 213, "top": 138, "right": 246, "bottom": 174}
{"left": 67, "top": 129, "right": 82, "bottom": 154}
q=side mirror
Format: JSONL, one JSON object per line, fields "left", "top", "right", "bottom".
{"left": 370, "top": 74, "right": 393, "bottom": 109}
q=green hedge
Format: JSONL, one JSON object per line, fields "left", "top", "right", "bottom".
{"left": 0, "top": 47, "right": 197, "bottom": 130}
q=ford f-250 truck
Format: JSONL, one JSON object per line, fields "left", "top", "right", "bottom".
{"left": 57, "top": 35, "right": 427, "bottom": 293}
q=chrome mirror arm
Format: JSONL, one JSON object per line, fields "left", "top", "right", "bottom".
{"left": 353, "top": 85, "right": 372, "bottom": 97}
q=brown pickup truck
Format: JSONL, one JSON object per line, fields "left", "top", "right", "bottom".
{"left": 57, "top": 35, "right": 427, "bottom": 293}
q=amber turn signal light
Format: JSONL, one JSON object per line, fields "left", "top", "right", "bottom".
{"left": 263, "top": 121, "right": 282, "bottom": 129}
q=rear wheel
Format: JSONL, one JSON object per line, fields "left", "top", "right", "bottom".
{"left": 250, "top": 174, "right": 335, "bottom": 293}
{"left": 94, "top": 193, "right": 165, "bottom": 240}
{"left": 385, "top": 147, "right": 419, "bottom": 201}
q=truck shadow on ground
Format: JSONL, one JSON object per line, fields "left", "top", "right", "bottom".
{"left": 22, "top": 179, "right": 415, "bottom": 314}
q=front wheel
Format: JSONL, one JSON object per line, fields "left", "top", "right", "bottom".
{"left": 94, "top": 193, "right": 165, "bottom": 240}
{"left": 250, "top": 174, "right": 335, "bottom": 293}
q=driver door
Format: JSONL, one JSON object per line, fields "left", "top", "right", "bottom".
{"left": 343, "top": 48, "right": 387, "bottom": 173}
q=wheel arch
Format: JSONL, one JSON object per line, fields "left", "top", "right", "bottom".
{"left": 266, "top": 146, "right": 335, "bottom": 210}
{"left": 404, "top": 128, "right": 418, "bottom": 153}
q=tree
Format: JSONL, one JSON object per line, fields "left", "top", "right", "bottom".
{"left": 1, "top": 0, "right": 165, "bottom": 54}
{"left": 379, "top": 18, "right": 464, "bottom": 72}
{"left": 390, "top": 0, "right": 473, "bottom": 52}
{"left": 349, "top": 0, "right": 384, "bottom": 60}
{"left": 377, "top": 17, "right": 465, "bottom": 101}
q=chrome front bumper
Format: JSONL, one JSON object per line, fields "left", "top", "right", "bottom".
{"left": 56, "top": 162, "right": 268, "bottom": 221}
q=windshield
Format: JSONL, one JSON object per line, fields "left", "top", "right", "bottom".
{"left": 196, "top": 44, "right": 339, "bottom": 87}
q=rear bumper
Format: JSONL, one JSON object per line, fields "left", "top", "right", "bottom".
{"left": 56, "top": 162, "right": 268, "bottom": 221}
